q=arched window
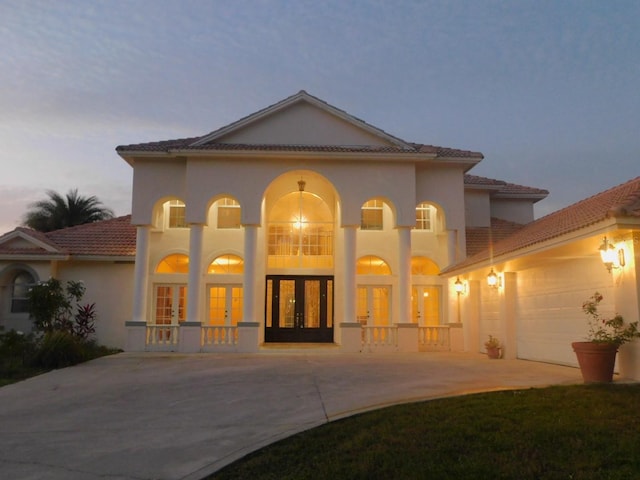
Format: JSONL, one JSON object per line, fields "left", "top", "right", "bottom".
{"left": 208, "top": 254, "right": 244, "bottom": 274}
{"left": 156, "top": 254, "right": 189, "bottom": 273}
{"left": 11, "top": 271, "right": 35, "bottom": 313}
{"left": 267, "top": 188, "right": 334, "bottom": 268}
{"left": 356, "top": 256, "right": 391, "bottom": 275}
{"left": 411, "top": 257, "right": 440, "bottom": 275}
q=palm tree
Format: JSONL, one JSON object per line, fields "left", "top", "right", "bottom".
{"left": 23, "top": 189, "right": 115, "bottom": 232}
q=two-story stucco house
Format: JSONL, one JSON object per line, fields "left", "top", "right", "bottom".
{"left": 1, "top": 91, "right": 638, "bottom": 378}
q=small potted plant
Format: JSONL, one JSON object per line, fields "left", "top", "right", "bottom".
{"left": 484, "top": 335, "right": 501, "bottom": 359}
{"left": 572, "top": 292, "right": 640, "bottom": 383}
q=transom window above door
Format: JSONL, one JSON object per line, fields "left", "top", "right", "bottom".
{"left": 156, "top": 254, "right": 189, "bottom": 273}
{"left": 208, "top": 254, "right": 244, "bottom": 274}
{"left": 356, "top": 255, "right": 391, "bottom": 275}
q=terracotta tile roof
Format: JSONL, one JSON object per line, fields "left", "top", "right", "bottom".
{"left": 46, "top": 215, "right": 136, "bottom": 257}
{"left": 465, "top": 218, "right": 526, "bottom": 257}
{"left": 449, "top": 177, "right": 640, "bottom": 272}
{"left": 117, "top": 139, "right": 484, "bottom": 159}
{"left": 0, "top": 216, "right": 136, "bottom": 258}
{"left": 464, "top": 174, "right": 549, "bottom": 196}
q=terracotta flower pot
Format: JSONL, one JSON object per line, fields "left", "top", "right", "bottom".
{"left": 571, "top": 342, "right": 618, "bottom": 383}
{"left": 486, "top": 347, "right": 501, "bottom": 359}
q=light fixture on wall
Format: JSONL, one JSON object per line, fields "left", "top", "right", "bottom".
{"left": 487, "top": 268, "right": 501, "bottom": 288}
{"left": 599, "top": 236, "right": 625, "bottom": 273}
{"left": 454, "top": 277, "right": 465, "bottom": 295}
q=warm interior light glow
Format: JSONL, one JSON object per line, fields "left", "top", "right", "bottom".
{"left": 599, "top": 236, "right": 621, "bottom": 273}
{"left": 454, "top": 277, "right": 465, "bottom": 294}
{"left": 293, "top": 215, "right": 307, "bottom": 229}
{"left": 487, "top": 269, "right": 499, "bottom": 288}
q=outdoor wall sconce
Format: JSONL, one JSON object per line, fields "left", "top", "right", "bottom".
{"left": 454, "top": 277, "right": 465, "bottom": 295}
{"left": 487, "top": 268, "right": 501, "bottom": 288}
{"left": 599, "top": 236, "right": 625, "bottom": 273}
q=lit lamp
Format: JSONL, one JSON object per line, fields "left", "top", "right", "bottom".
{"left": 599, "top": 236, "right": 624, "bottom": 273}
{"left": 487, "top": 268, "right": 499, "bottom": 288}
{"left": 454, "top": 277, "right": 465, "bottom": 295}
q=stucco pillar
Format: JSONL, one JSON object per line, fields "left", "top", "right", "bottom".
{"left": 186, "top": 224, "right": 204, "bottom": 323}
{"left": 617, "top": 234, "right": 640, "bottom": 380}
{"left": 132, "top": 225, "right": 150, "bottom": 323}
{"left": 397, "top": 226, "right": 412, "bottom": 324}
{"left": 340, "top": 225, "right": 359, "bottom": 352}
{"left": 181, "top": 224, "right": 204, "bottom": 353}
{"left": 127, "top": 225, "right": 150, "bottom": 351}
{"left": 239, "top": 224, "right": 259, "bottom": 352}
{"left": 500, "top": 272, "right": 517, "bottom": 360}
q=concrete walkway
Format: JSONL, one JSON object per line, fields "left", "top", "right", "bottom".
{"left": 0, "top": 351, "right": 584, "bottom": 480}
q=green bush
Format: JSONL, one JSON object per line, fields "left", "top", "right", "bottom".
{"left": 0, "top": 330, "right": 37, "bottom": 378}
{"left": 32, "top": 331, "right": 87, "bottom": 369}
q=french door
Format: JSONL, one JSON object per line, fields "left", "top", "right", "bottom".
{"left": 265, "top": 275, "right": 334, "bottom": 342}
{"left": 154, "top": 284, "right": 187, "bottom": 325}
{"left": 411, "top": 285, "right": 441, "bottom": 325}
{"left": 208, "top": 285, "right": 243, "bottom": 325}
{"left": 357, "top": 286, "right": 391, "bottom": 326}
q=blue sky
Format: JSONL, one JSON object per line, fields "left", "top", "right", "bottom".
{"left": 1, "top": 0, "right": 638, "bottom": 232}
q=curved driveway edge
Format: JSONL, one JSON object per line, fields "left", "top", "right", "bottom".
{"left": 0, "top": 351, "right": 583, "bottom": 480}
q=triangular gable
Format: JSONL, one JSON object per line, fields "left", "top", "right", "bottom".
{"left": 0, "top": 229, "right": 61, "bottom": 254}
{"left": 191, "top": 90, "right": 413, "bottom": 149}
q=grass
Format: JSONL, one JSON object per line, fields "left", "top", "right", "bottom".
{"left": 210, "top": 384, "right": 640, "bottom": 480}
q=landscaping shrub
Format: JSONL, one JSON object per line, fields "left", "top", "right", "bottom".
{"left": 0, "top": 330, "right": 37, "bottom": 379}
{"left": 32, "top": 330, "right": 87, "bottom": 369}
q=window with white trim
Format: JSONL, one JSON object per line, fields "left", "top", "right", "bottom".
{"left": 168, "top": 200, "right": 187, "bottom": 228}
{"left": 415, "top": 202, "right": 434, "bottom": 231}
{"left": 11, "top": 271, "right": 35, "bottom": 313}
{"left": 361, "top": 199, "right": 384, "bottom": 230}
{"left": 215, "top": 197, "right": 241, "bottom": 229}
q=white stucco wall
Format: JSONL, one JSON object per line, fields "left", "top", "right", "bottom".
{"left": 464, "top": 190, "right": 491, "bottom": 228}
{"left": 490, "top": 198, "right": 535, "bottom": 224}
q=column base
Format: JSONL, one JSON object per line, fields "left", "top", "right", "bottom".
{"left": 340, "top": 322, "right": 362, "bottom": 353}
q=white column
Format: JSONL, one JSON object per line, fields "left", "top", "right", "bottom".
{"left": 242, "top": 224, "right": 258, "bottom": 323}
{"left": 238, "top": 224, "right": 259, "bottom": 352}
{"left": 343, "top": 226, "right": 357, "bottom": 323}
{"left": 340, "top": 225, "right": 360, "bottom": 352}
{"left": 132, "top": 225, "right": 150, "bottom": 323}
{"left": 127, "top": 225, "right": 150, "bottom": 351}
{"left": 397, "top": 226, "right": 412, "bottom": 324}
{"left": 186, "top": 224, "right": 204, "bottom": 323}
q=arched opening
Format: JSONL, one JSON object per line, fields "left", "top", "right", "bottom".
{"left": 267, "top": 182, "right": 334, "bottom": 269}
{"left": 411, "top": 256, "right": 440, "bottom": 275}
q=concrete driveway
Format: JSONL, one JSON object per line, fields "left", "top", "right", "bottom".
{"left": 0, "top": 350, "right": 583, "bottom": 480}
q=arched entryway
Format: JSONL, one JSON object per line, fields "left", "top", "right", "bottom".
{"left": 263, "top": 171, "right": 337, "bottom": 342}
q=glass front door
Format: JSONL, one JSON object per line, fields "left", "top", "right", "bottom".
{"left": 265, "top": 275, "right": 334, "bottom": 342}
{"left": 208, "top": 285, "right": 243, "bottom": 325}
{"left": 411, "top": 286, "right": 441, "bottom": 325}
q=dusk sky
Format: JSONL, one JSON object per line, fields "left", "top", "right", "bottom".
{"left": 1, "top": 0, "right": 638, "bottom": 233}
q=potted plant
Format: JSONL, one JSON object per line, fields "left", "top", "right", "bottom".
{"left": 484, "top": 335, "right": 501, "bottom": 359}
{"left": 572, "top": 292, "right": 640, "bottom": 383}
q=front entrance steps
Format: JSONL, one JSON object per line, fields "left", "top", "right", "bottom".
{"left": 260, "top": 343, "right": 341, "bottom": 354}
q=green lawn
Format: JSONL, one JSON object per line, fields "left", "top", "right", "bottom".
{"left": 210, "top": 384, "right": 640, "bottom": 480}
